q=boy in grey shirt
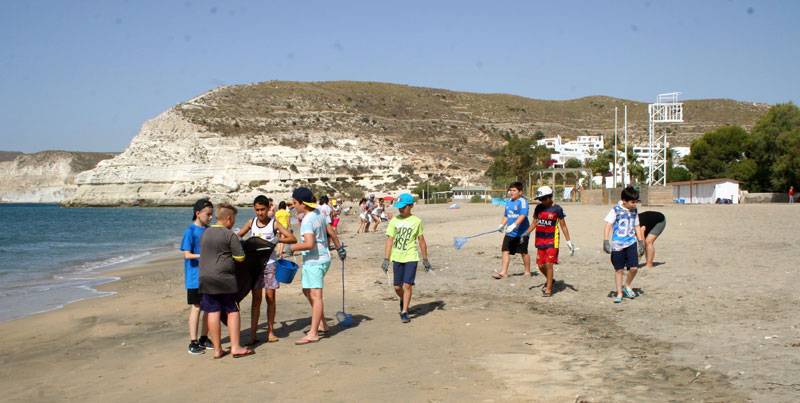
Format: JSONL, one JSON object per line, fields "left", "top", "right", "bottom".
{"left": 199, "top": 203, "right": 253, "bottom": 358}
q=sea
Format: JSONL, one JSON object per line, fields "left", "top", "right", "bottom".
{"left": 0, "top": 204, "right": 257, "bottom": 323}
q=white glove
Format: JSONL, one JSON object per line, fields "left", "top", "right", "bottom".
{"left": 497, "top": 224, "right": 506, "bottom": 233}
{"left": 504, "top": 223, "right": 517, "bottom": 234}
{"left": 566, "top": 240, "right": 575, "bottom": 256}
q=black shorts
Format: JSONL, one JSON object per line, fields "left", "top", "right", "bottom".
{"left": 200, "top": 293, "right": 239, "bottom": 314}
{"left": 501, "top": 235, "right": 529, "bottom": 255}
{"left": 611, "top": 244, "right": 638, "bottom": 270}
{"left": 187, "top": 288, "right": 202, "bottom": 305}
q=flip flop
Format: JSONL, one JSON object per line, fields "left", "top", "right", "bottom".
{"left": 213, "top": 350, "right": 230, "bottom": 359}
{"left": 232, "top": 349, "right": 255, "bottom": 358}
{"left": 541, "top": 289, "right": 552, "bottom": 297}
{"left": 491, "top": 271, "right": 507, "bottom": 280}
{"left": 294, "top": 337, "right": 320, "bottom": 345}
{"left": 267, "top": 334, "right": 279, "bottom": 343}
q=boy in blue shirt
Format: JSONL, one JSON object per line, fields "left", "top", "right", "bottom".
{"left": 180, "top": 198, "right": 214, "bottom": 354}
{"left": 603, "top": 187, "right": 646, "bottom": 303}
{"left": 493, "top": 181, "right": 531, "bottom": 279}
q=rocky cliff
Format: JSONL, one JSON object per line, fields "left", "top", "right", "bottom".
{"left": 0, "top": 151, "right": 115, "bottom": 203}
{"left": 63, "top": 81, "right": 769, "bottom": 206}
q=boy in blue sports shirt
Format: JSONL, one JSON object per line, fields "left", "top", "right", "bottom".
{"left": 493, "top": 181, "right": 532, "bottom": 279}
{"left": 603, "top": 186, "right": 646, "bottom": 303}
{"left": 180, "top": 198, "right": 213, "bottom": 354}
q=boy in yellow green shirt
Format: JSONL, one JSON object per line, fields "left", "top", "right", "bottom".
{"left": 381, "top": 193, "right": 432, "bottom": 323}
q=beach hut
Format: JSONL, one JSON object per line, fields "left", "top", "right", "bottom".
{"left": 670, "top": 178, "right": 740, "bottom": 204}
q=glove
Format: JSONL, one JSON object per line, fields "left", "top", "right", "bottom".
{"left": 637, "top": 240, "right": 645, "bottom": 257}
{"left": 566, "top": 240, "right": 575, "bottom": 256}
{"left": 497, "top": 224, "right": 506, "bottom": 233}
{"left": 520, "top": 233, "right": 530, "bottom": 244}
{"left": 337, "top": 246, "right": 347, "bottom": 260}
{"left": 504, "top": 223, "right": 517, "bottom": 234}
{"left": 603, "top": 240, "right": 612, "bottom": 254}
{"left": 422, "top": 259, "right": 432, "bottom": 272}
{"left": 381, "top": 258, "right": 390, "bottom": 273}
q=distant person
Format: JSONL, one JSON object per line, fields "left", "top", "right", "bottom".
{"left": 371, "top": 198, "right": 387, "bottom": 232}
{"left": 638, "top": 211, "right": 666, "bottom": 269}
{"left": 180, "top": 198, "right": 214, "bottom": 355}
{"left": 493, "top": 181, "right": 531, "bottom": 279}
{"left": 603, "top": 186, "right": 645, "bottom": 304}
{"left": 357, "top": 197, "right": 369, "bottom": 234}
{"left": 381, "top": 193, "right": 431, "bottom": 323}
{"left": 286, "top": 187, "right": 346, "bottom": 345}
{"left": 237, "top": 196, "right": 296, "bottom": 345}
{"left": 275, "top": 201, "right": 291, "bottom": 230}
{"left": 789, "top": 186, "right": 795, "bottom": 203}
{"left": 199, "top": 203, "right": 254, "bottom": 358}
{"left": 330, "top": 198, "right": 341, "bottom": 232}
{"left": 318, "top": 195, "right": 333, "bottom": 225}
{"left": 525, "top": 186, "right": 575, "bottom": 297}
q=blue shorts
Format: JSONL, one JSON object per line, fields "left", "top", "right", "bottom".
{"left": 611, "top": 244, "right": 638, "bottom": 271}
{"left": 200, "top": 293, "right": 239, "bottom": 314}
{"left": 393, "top": 261, "right": 418, "bottom": 286}
{"left": 301, "top": 261, "right": 331, "bottom": 289}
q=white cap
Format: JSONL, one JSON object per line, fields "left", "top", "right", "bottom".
{"left": 535, "top": 186, "right": 554, "bottom": 199}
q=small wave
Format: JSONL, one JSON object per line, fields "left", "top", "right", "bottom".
{"left": 71, "top": 251, "right": 153, "bottom": 273}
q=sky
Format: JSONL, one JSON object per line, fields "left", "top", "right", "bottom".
{"left": 1, "top": 0, "right": 798, "bottom": 153}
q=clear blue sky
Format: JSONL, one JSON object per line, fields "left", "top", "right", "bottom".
{"left": 1, "top": 0, "right": 798, "bottom": 152}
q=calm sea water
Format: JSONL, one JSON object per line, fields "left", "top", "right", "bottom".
{"left": 0, "top": 204, "right": 256, "bottom": 322}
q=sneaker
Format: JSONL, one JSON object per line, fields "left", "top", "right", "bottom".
{"left": 188, "top": 341, "right": 205, "bottom": 355}
{"left": 613, "top": 295, "right": 623, "bottom": 304}
{"left": 623, "top": 286, "right": 636, "bottom": 299}
{"left": 400, "top": 312, "right": 410, "bottom": 323}
{"left": 198, "top": 336, "right": 214, "bottom": 350}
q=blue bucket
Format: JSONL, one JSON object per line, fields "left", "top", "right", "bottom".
{"left": 275, "top": 259, "right": 298, "bottom": 284}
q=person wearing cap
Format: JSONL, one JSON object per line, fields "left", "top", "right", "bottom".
{"left": 381, "top": 193, "right": 431, "bottom": 323}
{"left": 286, "top": 187, "right": 346, "bottom": 345}
{"left": 524, "top": 186, "right": 575, "bottom": 297}
{"left": 603, "top": 186, "right": 645, "bottom": 304}
{"left": 493, "top": 181, "right": 532, "bottom": 279}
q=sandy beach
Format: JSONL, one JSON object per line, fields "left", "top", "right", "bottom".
{"left": 1, "top": 203, "right": 798, "bottom": 402}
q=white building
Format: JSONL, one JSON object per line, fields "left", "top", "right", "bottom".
{"left": 537, "top": 135, "right": 604, "bottom": 168}
{"left": 671, "top": 178, "right": 740, "bottom": 204}
{"left": 633, "top": 144, "right": 690, "bottom": 169}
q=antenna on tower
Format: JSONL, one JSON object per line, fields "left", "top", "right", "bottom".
{"left": 647, "top": 92, "right": 683, "bottom": 186}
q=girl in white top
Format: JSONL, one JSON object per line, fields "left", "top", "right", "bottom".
{"left": 237, "top": 196, "right": 296, "bottom": 344}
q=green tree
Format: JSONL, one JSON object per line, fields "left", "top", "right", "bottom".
{"left": 667, "top": 166, "right": 692, "bottom": 182}
{"left": 748, "top": 103, "right": 800, "bottom": 191}
{"left": 588, "top": 150, "right": 613, "bottom": 176}
{"left": 684, "top": 126, "right": 754, "bottom": 183}
{"left": 412, "top": 180, "right": 452, "bottom": 200}
{"left": 565, "top": 158, "right": 582, "bottom": 168}
{"left": 485, "top": 134, "right": 551, "bottom": 186}
{"left": 771, "top": 128, "right": 800, "bottom": 191}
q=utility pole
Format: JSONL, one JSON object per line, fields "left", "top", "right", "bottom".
{"left": 613, "top": 107, "right": 618, "bottom": 188}
{"left": 623, "top": 105, "right": 628, "bottom": 187}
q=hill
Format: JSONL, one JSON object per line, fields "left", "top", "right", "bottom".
{"left": 64, "top": 81, "right": 768, "bottom": 206}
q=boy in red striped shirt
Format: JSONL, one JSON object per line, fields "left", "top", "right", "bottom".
{"left": 526, "top": 186, "right": 574, "bottom": 297}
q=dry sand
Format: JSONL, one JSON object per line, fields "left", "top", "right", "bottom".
{"left": 1, "top": 203, "right": 799, "bottom": 402}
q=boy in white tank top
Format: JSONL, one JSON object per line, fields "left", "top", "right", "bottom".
{"left": 238, "top": 195, "right": 296, "bottom": 344}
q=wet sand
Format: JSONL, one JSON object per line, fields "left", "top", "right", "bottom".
{"left": 1, "top": 203, "right": 798, "bottom": 402}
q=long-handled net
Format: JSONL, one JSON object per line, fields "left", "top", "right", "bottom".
{"left": 453, "top": 229, "right": 501, "bottom": 250}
